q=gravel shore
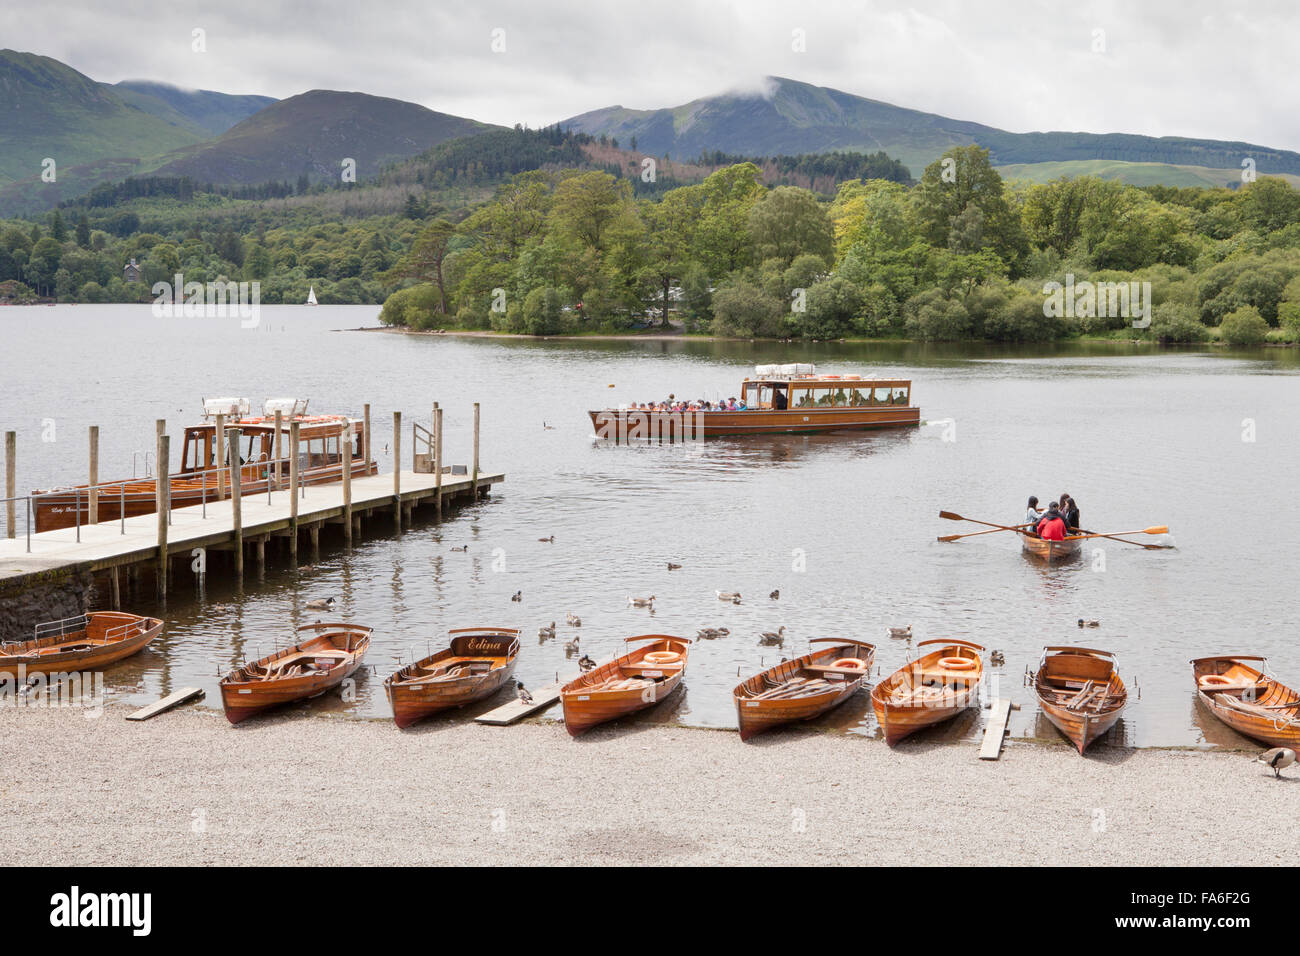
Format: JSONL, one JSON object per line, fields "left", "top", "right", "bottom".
{"left": 1, "top": 704, "right": 1292, "bottom": 866}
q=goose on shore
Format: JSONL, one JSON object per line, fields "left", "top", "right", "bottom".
{"left": 628, "top": 595, "right": 655, "bottom": 608}
{"left": 759, "top": 626, "right": 787, "bottom": 645}
{"left": 538, "top": 622, "right": 556, "bottom": 640}
{"left": 304, "top": 596, "right": 335, "bottom": 611}
{"left": 1257, "top": 747, "right": 1296, "bottom": 779}
{"left": 716, "top": 591, "right": 742, "bottom": 603}
{"left": 566, "top": 612, "right": 582, "bottom": 627}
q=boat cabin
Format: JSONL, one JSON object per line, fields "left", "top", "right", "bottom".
{"left": 741, "top": 366, "right": 911, "bottom": 411}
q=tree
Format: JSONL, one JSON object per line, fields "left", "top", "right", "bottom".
{"left": 75, "top": 213, "right": 91, "bottom": 249}
{"left": 692, "top": 163, "right": 765, "bottom": 277}
{"left": 910, "top": 145, "right": 1027, "bottom": 271}
{"left": 383, "top": 220, "right": 457, "bottom": 313}
{"left": 1219, "top": 305, "right": 1270, "bottom": 345}
{"left": 1236, "top": 177, "right": 1300, "bottom": 233}
{"left": 711, "top": 277, "right": 784, "bottom": 337}
{"left": 549, "top": 171, "right": 632, "bottom": 251}
{"left": 748, "top": 186, "right": 833, "bottom": 267}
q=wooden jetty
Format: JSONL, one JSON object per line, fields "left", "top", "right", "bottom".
{"left": 475, "top": 676, "right": 573, "bottom": 725}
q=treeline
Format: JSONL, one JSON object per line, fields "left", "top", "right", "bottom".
{"left": 377, "top": 146, "right": 1300, "bottom": 345}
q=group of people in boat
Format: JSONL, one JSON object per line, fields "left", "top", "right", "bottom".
{"left": 1023, "top": 494, "right": 1080, "bottom": 540}
{"left": 629, "top": 395, "right": 748, "bottom": 412}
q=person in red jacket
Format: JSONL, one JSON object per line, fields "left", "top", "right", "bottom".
{"left": 1037, "top": 503, "right": 1068, "bottom": 541}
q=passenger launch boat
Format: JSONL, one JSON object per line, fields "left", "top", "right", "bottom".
{"left": 560, "top": 635, "right": 690, "bottom": 735}
{"left": 1190, "top": 655, "right": 1300, "bottom": 748}
{"left": 32, "top": 397, "right": 372, "bottom": 532}
{"left": 871, "top": 639, "right": 985, "bottom": 745}
{"left": 589, "top": 365, "right": 920, "bottom": 439}
{"left": 1034, "top": 646, "right": 1127, "bottom": 753}
{"left": 219, "top": 621, "right": 372, "bottom": 724}
{"left": 0, "top": 611, "right": 162, "bottom": 676}
{"left": 733, "top": 638, "right": 875, "bottom": 740}
{"left": 385, "top": 627, "right": 521, "bottom": 728}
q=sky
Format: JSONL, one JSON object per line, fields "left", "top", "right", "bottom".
{"left": 4, "top": 0, "right": 1296, "bottom": 150}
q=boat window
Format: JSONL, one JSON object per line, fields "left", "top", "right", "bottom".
{"left": 849, "top": 388, "right": 871, "bottom": 407}
{"left": 873, "top": 387, "right": 892, "bottom": 405}
{"left": 743, "top": 383, "right": 760, "bottom": 407}
{"left": 793, "top": 388, "right": 813, "bottom": 408}
{"left": 832, "top": 388, "right": 847, "bottom": 406}
{"left": 892, "top": 387, "right": 909, "bottom": 405}
{"left": 814, "top": 388, "right": 835, "bottom": 406}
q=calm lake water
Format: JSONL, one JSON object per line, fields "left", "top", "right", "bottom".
{"left": 3, "top": 304, "right": 1298, "bottom": 748}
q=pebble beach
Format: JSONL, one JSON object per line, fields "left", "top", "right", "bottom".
{"left": 1, "top": 704, "right": 1293, "bottom": 867}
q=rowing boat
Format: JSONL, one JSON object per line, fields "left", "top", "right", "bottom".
{"left": 385, "top": 626, "right": 520, "bottom": 728}
{"left": 733, "top": 638, "right": 875, "bottom": 740}
{"left": 1034, "top": 646, "right": 1127, "bottom": 753}
{"left": 220, "top": 621, "right": 371, "bottom": 724}
{"left": 1020, "top": 533, "right": 1082, "bottom": 563}
{"left": 870, "top": 639, "right": 984, "bottom": 745}
{"left": 0, "top": 611, "right": 163, "bottom": 676}
{"left": 1190, "top": 655, "right": 1300, "bottom": 748}
{"left": 560, "top": 635, "right": 689, "bottom": 736}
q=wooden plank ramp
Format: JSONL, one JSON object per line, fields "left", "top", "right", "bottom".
{"left": 475, "top": 676, "right": 574, "bottom": 725}
{"left": 979, "top": 698, "right": 1015, "bottom": 760}
{"left": 126, "top": 686, "right": 205, "bottom": 721}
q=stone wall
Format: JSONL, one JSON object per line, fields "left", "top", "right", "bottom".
{"left": 0, "top": 567, "right": 90, "bottom": 643}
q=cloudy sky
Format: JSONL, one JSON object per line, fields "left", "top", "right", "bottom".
{"left": 6, "top": 0, "right": 1296, "bottom": 149}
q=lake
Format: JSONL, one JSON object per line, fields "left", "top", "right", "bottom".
{"left": 3, "top": 304, "right": 1297, "bottom": 747}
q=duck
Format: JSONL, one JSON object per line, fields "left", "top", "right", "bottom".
{"left": 716, "top": 590, "right": 742, "bottom": 603}
{"left": 450, "top": 545, "right": 468, "bottom": 552}
{"left": 888, "top": 625, "right": 912, "bottom": 639}
{"left": 543, "top": 422, "right": 556, "bottom": 430}
{"left": 566, "top": 612, "right": 582, "bottom": 627}
{"left": 989, "top": 649, "right": 1006, "bottom": 666}
{"left": 578, "top": 654, "right": 596, "bottom": 672}
{"left": 769, "top": 589, "right": 780, "bottom": 600}
{"left": 304, "top": 596, "right": 335, "bottom": 611}
{"left": 1077, "top": 619, "right": 1101, "bottom": 628}
{"left": 510, "top": 591, "right": 522, "bottom": 602}
{"left": 515, "top": 680, "right": 533, "bottom": 705}
{"left": 667, "top": 562, "right": 682, "bottom": 570}
{"left": 759, "top": 626, "right": 787, "bottom": 646}
{"left": 1256, "top": 747, "right": 1296, "bottom": 779}
{"left": 696, "top": 628, "right": 722, "bottom": 639}
{"left": 564, "top": 636, "right": 580, "bottom": 654}
{"left": 628, "top": 595, "right": 655, "bottom": 608}
{"left": 538, "top": 621, "right": 556, "bottom": 640}
{"left": 538, "top": 535, "right": 555, "bottom": 543}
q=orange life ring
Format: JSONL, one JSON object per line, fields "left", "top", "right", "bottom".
{"left": 831, "top": 658, "right": 866, "bottom": 670}
{"left": 1199, "top": 674, "right": 1233, "bottom": 687}
{"left": 939, "top": 656, "right": 975, "bottom": 670}
{"left": 644, "top": 651, "right": 681, "bottom": 664}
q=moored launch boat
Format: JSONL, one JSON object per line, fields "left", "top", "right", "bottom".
{"left": 32, "top": 397, "right": 372, "bottom": 532}
{"left": 0, "top": 611, "right": 163, "bottom": 676}
{"left": 871, "top": 639, "right": 984, "bottom": 745}
{"left": 733, "top": 638, "right": 875, "bottom": 740}
{"left": 385, "top": 626, "right": 521, "bottom": 728}
{"left": 220, "top": 621, "right": 371, "bottom": 724}
{"left": 560, "top": 635, "right": 689, "bottom": 735}
{"left": 1190, "top": 655, "right": 1300, "bottom": 748}
{"left": 590, "top": 365, "right": 920, "bottom": 439}
{"left": 1034, "top": 646, "right": 1127, "bottom": 753}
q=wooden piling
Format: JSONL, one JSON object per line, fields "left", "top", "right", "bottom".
{"left": 88, "top": 425, "right": 99, "bottom": 524}
{"left": 363, "top": 403, "right": 372, "bottom": 476}
{"left": 342, "top": 421, "right": 353, "bottom": 545}
{"left": 215, "top": 413, "right": 226, "bottom": 500}
{"left": 156, "top": 433, "right": 169, "bottom": 598}
{"left": 228, "top": 428, "right": 243, "bottom": 577}
{"left": 109, "top": 566, "right": 120, "bottom": 610}
{"left": 472, "top": 402, "right": 480, "bottom": 499}
{"left": 4, "top": 431, "right": 14, "bottom": 539}
{"left": 273, "top": 410, "right": 283, "bottom": 490}
{"left": 255, "top": 536, "right": 265, "bottom": 571}
{"left": 434, "top": 406, "right": 443, "bottom": 521}
{"left": 288, "top": 421, "right": 300, "bottom": 560}
{"left": 393, "top": 410, "right": 402, "bottom": 530}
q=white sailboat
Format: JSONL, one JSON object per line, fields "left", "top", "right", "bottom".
{"left": 306, "top": 286, "right": 318, "bottom": 306}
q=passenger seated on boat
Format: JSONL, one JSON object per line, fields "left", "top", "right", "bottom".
{"left": 1036, "top": 504, "right": 1068, "bottom": 541}
{"left": 773, "top": 387, "right": 788, "bottom": 410}
{"left": 1024, "top": 496, "right": 1043, "bottom": 535}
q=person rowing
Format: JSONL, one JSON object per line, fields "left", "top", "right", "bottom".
{"left": 1036, "top": 502, "right": 1068, "bottom": 541}
{"left": 1024, "top": 496, "right": 1044, "bottom": 536}
{"left": 1059, "top": 493, "right": 1080, "bottom": 533}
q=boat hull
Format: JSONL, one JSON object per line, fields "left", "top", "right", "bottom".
{"left": 561, "top": 635, "right": 689, "bottom": 736}
{"left": 0, "top": 611, "right": 162, "bottom": 676}
{"left": 220, "top": 623, "right": 371, "bottom": 724}
{"left": 1020, "top": 534, "right": 1082, "bottom": 563}
{"left": 385, "top": 628, "right": 521, "bottom": 728}
{"left": 870, "top": 640, "right": 984, "bottom": 746}
{"left": 1191, "top": 656, "right": 1300, "bottom": 748}
{"left": 1035, "top": 647, "right": 1127, "bottom": 754}
{"left": 733, "top": 641, "right": 874, "bottom": 740}
{"left": 589, "top": 406, "right": 920, "bottom": 440}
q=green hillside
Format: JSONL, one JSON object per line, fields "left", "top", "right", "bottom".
{"left": 110, "top": 80, "right": 275, "bottom": 136}
{"left": 998, "top": 159, "right": 1300, "bottom": 190}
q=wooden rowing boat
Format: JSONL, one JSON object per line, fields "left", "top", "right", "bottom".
{"left": 1020, "top": 533, "right": 1082, "bottom": 563}
{"left": 220, "top": 621, "right": 371, "bottom": 724}
{"left": 560, "top": 635, "right": 689, "bottom": 736}
{"left": 870, "top": 639, "right": 984, "bottom": 745}
{"left": 1190, "top": 655, "right": 1300, "bottom": 748}
{"left": 1034, "top": 646, "right": 1127, "bottom": 754}
{"left": 0, "top": 611, "right": 163, "bottom": 676}
{"left": 385, "top": 626, "right": 520, "bottom": 728}
{"left": 733, "top": 638, "right": 875, "bottom": 740}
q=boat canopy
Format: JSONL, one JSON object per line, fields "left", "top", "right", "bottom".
{"left": 202, "top": 397, "right": 251, "bottom": 419}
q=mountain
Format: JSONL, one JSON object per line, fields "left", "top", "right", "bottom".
{"left": 109, "top": 80, "right": 275, "bottom": 136}
{"left": 147, "top": 90, "right": 499, "bottom": 186}
{"left": 0, "top": 49, "right": 204, "bottom": 187}
{"left": 562, "top": 76, "right": 1300, "bottom": 181}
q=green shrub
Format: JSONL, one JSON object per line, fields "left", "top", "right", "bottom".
{"left": 1149, "top": 302, "right": 1209, "bottom": 343}
{"left": 1219, "top": 305, "right": 1270, "bottom": 346}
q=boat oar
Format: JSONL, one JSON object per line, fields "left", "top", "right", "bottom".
{"left": 1066, "top": 526, "right": 1173, "bottom": 549}
{"left": 937, "top": 523, "right": 1033, "bottom": 542}
{"left": 938, "top": 511, "right": 1030, "bottom": 534}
